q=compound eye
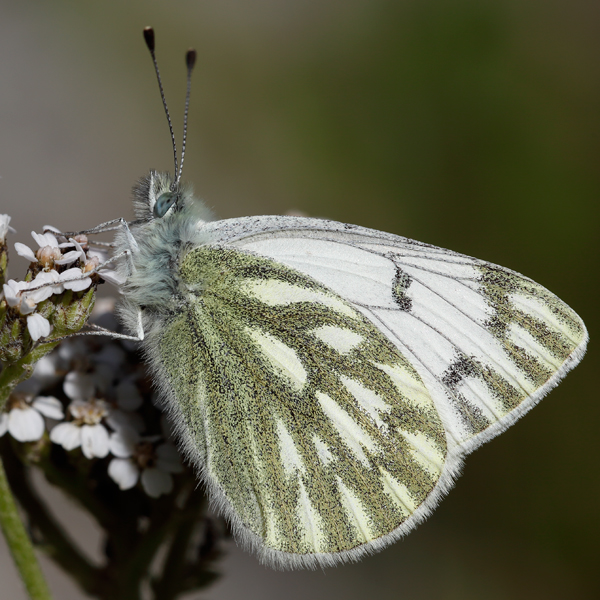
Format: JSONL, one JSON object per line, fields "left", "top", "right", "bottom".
{"left": 154, "top": 192, "right": 177, "bottom": 218}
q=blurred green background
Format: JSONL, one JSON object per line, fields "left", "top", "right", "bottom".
{"left": 1, "top": 0, "right": 598, "bottom": 598}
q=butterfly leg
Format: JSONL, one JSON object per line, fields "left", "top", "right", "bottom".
{"left": 44, "top": 218, "right": 130, "bottom": 237}
{"left": 41, "top": 325, "right": 142, "bottom": 343}
{"left": 44, "top": 218, "right": 140, "bottom": 253}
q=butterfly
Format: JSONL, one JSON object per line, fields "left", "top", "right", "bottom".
{"left": 94, "top": 29, "right": 588, "bottom": 569}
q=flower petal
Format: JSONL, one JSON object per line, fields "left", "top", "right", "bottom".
{"left": 108, "top": 458, "right": 139, "bottom": 490}
{"left": 14, "top": 242, "right": 37, "bottom": 262}
{"left": 27, "top": 271, "right": 60, "bottom": 303}
{"left": 50, "top": 422, "right": 81, "bottom": 450}
{"left": 8, "top": 407, "right": 45, "bottom": 442}
{"left": 59, "top": 268, "right": 91, "bottom": 292}
{"left": 26, "top": 313, "right": 51, "bottom": 341}
{"left": 0, "top": 214, "right": 11, "bottom": 241}
{"left": 19, "top": 296, "right": 37, "bottom": 315}
{"left": 32, "top": 396, "right": 64, "bottom": 420}
{"left": 63, "top": 371, "right": 95, "bottom": 402}
{"left": 141, "top": 468, "right": 173, "bottom": 498}
{"left": 87, "top": 248, "right": 108, "bottom": 263}
{"left": 81, "top": 424, "right": 109, "bottom": 459}
{"left": 64, "top": 277, "right": 92, "bottom": 292}
{"left": 3, "top": 280, "right": 26, "bottom": 307}
{"left": 31, "top": 231, "right": 58, "bottom": 248}
{"left": 97, "top": 269, "right": 126, "bottom": 287}
{"left": 155, "top": 443, "right": 184, "bottom": 474}
{"left": 108, "top": 427, "right": 139, "bottom": 458}
{"left": 54, "top": 251, "right": 81, "bottom": 266}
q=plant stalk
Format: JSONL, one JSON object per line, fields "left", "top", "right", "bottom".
{"left": 0, "top": 455, "right": 53, "bottom": 600}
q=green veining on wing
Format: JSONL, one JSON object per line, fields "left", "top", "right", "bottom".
{"left": 479, "top": 265, "right": 585, "bottom": 395}
{"left": 159, "top": 245, "right": 447, "bottom": 555}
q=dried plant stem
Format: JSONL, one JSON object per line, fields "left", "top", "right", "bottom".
{"left": 0, "top": 456, "right": 53, "bottom": 600}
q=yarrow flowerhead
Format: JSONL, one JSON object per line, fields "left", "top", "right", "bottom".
{"left": 1, "top": 223, "right": 100, "bottom": 363}
{"left": 0, "top": 217, "right": 223, "bottom": 595}
{"left": 5, "top": 299, "right": 187, "bottom": 494}
{"left": 1, "top": 304, "right": 223, "bottom": 594}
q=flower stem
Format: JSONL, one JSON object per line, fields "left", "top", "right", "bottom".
{"left": 0, "top": 340, "right": 59, "bottom": 411}
{"left": 0, "top": 455, "right": 53, "bottom": 600}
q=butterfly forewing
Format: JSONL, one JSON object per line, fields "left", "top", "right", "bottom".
{"left": 156, "top": 245, "right": 448, "bottom": 565}
{"left": 232, "top": 225, "right": 586, "bottom": 450}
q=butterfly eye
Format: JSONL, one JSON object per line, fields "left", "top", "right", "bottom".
{"left": 154, "top": 192, "right": 177, "bottom": 218}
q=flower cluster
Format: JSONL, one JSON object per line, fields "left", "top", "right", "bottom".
{"left": 3, "top": 228, "right": 99, "bottom": 341}
{"left": 1, "top": 218, "right": 183, "bottom": 497}
{"left": 0, "top": 215, "right": 222, "bottom": 597}
{"left": 1, "top": 300, "right": 184, "bottom": 497}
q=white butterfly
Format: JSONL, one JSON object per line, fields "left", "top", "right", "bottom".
{"left": 92, "top": 29, "right": 588, "bottom": 569}
{"left": 106, "top": 169, "right": 587, "bottom": 570}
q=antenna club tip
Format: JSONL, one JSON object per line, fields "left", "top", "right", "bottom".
{"left": 186, "top": 49, "right": 197, "bottom": 70}
{"left": 143, "top": 27, "right": 155, "bottom": 52}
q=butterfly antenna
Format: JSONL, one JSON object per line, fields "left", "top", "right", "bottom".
{"left": 143, "top": 27, "right": 179, "bottom": 188}
{"left": 177, "top": 48, "right": 197, "bottom": 185}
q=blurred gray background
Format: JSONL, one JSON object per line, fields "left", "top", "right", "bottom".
{"left": 1, "top": 0, "right": 599, "bottom": 598}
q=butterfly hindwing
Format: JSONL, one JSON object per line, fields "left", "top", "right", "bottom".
{"left": 155, "top": 245, "right": 448, "bottom": 567}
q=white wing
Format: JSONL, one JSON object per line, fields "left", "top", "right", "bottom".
{"left": 160, "top": 214, "right": 587, "bottom": 569}
{"left": 204, "top": 214, "right": 587, "bottom": 456}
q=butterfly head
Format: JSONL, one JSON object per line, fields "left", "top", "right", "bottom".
{"left": 132, "top": 170, "right": 187, "bottom": 221}
{"left": 134, "top": 29, "right": 199, "bottom": 225}
{"left": 130, "top": 169, "right": 212, "bottom": 235}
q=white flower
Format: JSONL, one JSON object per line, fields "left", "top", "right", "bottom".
{"left": 54, "top": 345, "right": 143, "bottom": 433}
{"left": 2, "top": 270, "right": 63, "bottom": 317}
{"left": 0, "top": 214, "right": 13, "bottom": 242}
{"left": 63, "top": 371, "right": 95, "bottom": 401}
{"left": 13, "top": 230, "right": 93, "bottom": 279}
{"left": 31, "top": 230, "right": 60, "bottom": 250}
{"left": 50, "top": 398, "right": 111, "bottom": 458}
{"left": 49, "top": 372, "right": 111, "bottom": 458}
{"left": 14, "top": 242, "right": 37, "bottom": 262}
{"left": 3, "top": 279, "right": 35, "bottom": 314}
{"left": 15, "top": 231, "right": 62, "bottom": 268}
{"left": 57, "top": 267, "right": 92, "bottom": 292}
{"left": 107, "top": 428, "right": 183, "bottom": 497}
{"left": 27, "top": 313, "right": 51, "bottom": 341}
{"left": 55, "top": 237, "right": 86, "bottom": 266}
{"left": 27, "top": 270, "right": 62, "bottom": 303}
{"left": 0, "top": 394, "right": 64, "bottom": 442}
